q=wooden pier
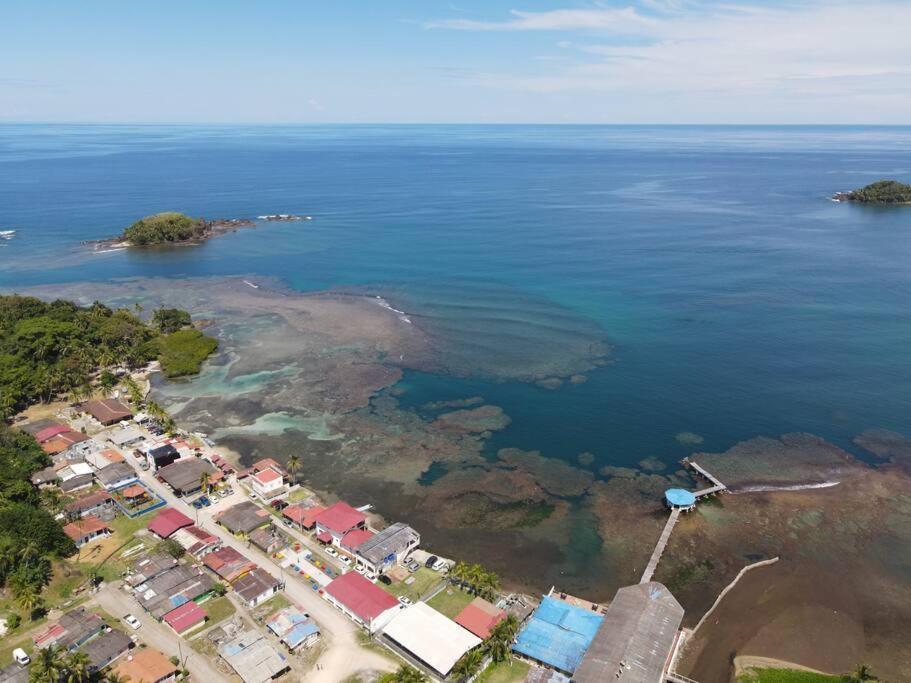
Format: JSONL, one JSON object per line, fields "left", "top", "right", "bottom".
{"left": 640, "top": 508, "right": 681, "bottom": 584}
{"left": 683, "top": 458, "right": 727, "bottom": 498}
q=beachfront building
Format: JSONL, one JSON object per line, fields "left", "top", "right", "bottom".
{"left": 512, "top": 596, "right": 604, "bottom": 676}
{"left": 572, "top": 582, "right": 684, "bottom": 683}
{"left": 249, "top": 467, "right": 286, "bottom": 500}
{"left": 664, "top": 488, "right": 697, "bottom": 512}
{"left": 323, "top": 571, "right": 401, "bottom": 633}
{"left": 382, "top": 602, "right": 482, "bottom": 679}
{"left": 313, "top": 501, "right": 367, "bottom": 546}
{"left": 354, "top": 522, "right": 420, "bottom": 575}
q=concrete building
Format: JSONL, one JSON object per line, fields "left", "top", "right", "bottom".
{"left": 249, "top": 467, "right": 286, "bottom": 500}
{"left": 95, "top": 462, "right": 139, "bottom": 490}
{"left": 232, "top": 567, "right": 282, "bottom": 608}
{"left": 383, "top": 602, "right": 482, "bottom": 679}
{"left": 355, "top": 522, "right": 420, "bottom": 575}
{"left": 218, "top": 630, "right": 290, "bottom": 683}
{"left": 62, "top": 516, "right": 111, "bottom": 547}
{"left": 323, "top": 571, "right": 401, "bottom": 633}
{"left": 512, "top": 596, "right": 604, "bottom": 676}
{"left": 572, "top": 582, "right": 684, "bottom": 683}
{"left": 314, "top": 501, "right": 367, "bottom": 546}
{"left": 216, "top": 501, "right": 271, "bottom": 537}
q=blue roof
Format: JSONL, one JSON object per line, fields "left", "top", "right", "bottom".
{"left": 665, "top": 488, "right": 696, "bottom": 507}
{"left": 283, "top": 621, "right": 320, "bottom": 648}
{"left": 512, "top": 596, "right": 603, "bottom": 674}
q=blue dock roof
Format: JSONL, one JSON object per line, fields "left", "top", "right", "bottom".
{"left": 665, "top": 488, "right": 696, "bottom": 507}
{"left": 512, "top": 596, "right": 604, "bottom": 674}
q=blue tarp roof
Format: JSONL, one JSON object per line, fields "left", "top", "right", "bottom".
{"left": 512, "top": 596, "right": 603, "bottom": 674}
{"left": 283, "top": 621, "right": 320, "bottom": 648}
{"left": 665, "top": 488, "right": 696, "bottom": 506}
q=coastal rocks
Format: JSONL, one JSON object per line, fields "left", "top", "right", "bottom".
{"left": 496, "top": 448, "right": 594, "bottom": 498}
{"left": 853, "top": 428, "right": 911, "bottom": 471}
{"left": 431, "top": 405, "right": 510, "bottom": 433}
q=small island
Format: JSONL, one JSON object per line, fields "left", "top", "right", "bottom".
{"left": 833, "top": 179, "right": 911, "bottom": 204}
{"left": 89, "top": 211, "right": 311, "bottom": 250}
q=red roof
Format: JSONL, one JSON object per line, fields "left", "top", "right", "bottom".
{"left": 316, "top": 531, "right": 333, "bottom": 544}
{"left": 324, "top": 572, "right": 399, "bottom": 622}
{"left": 63, "top": 515, "right": 110, "bottom": 542}
{"left": 282, "top": 504, "right": 325, "bottom": 528}
{"left": 454, "top": 598, "right": 507, "bottom": 639}
{"left": 202, "top": 546, "right": 256, "bottom": 582}
{"left": 252, "top": 458, "right": 285, "bottom": 474}
{"left": 120, "top": 484, "right": 147, "bottom": 498}
{"left": 341, "top": 528, "right": 374, "bottom": 551}
{"left": 148, "top": 507, "right": 194, "bottom": 538}
{"left": 314, "top": 502, "right": 366, "bottom": 535}
{"left": 35, "top": 424, "right": 70, "bottom": 443}
{"left": 163, "top": 601, "right": 207, "bottom": 633}
{"left": 253, "top": 468, "right": 282, "bottom": 484}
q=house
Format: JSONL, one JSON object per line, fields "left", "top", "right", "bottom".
{"left": 454, "top": 597, "right": 507, "bottom": 639}
{"left": 65, "top": 491, "right": 114, "bottom": 519}
{"left": 95, "top": 462, "right": 138, "bottom": 490}
{"left": 218, "top": 630, "right": 290, "bottom": 683}
{"left": 58, "top": 472, "right": 95, "bottom": 493}
{"left": 41, "top": 431, "right": 89, "bottom": 455}
{"left": 202, "top": 546, "right": 257, "bottom": 584}
{"left": 340, "top": 528, "right": 374, "bottom": 555}
{"left": 266, "top": 607, "right": 321, "bottom": 651}
{"left": 134, "top": 564, "right": 215, "bottom": 619}
{"left": 249, "top": 467, "right": 286, "bottom": 500}
{"left": 34, "top": 423, "right": 71, "bottom": 443}
{"left": 512, "top": 596, "right": 604, "bottom": 675}
{"left": 355, "top": 522, "right": 420, "bottom": 575}
{"left": 216, "top": 501, "right": 270, "bottom": 536}
{"left": 63, "top": 516, "right": 111, "bottom": 547}
{"left": 107, "top": 425, "right": 144, "bottom": 448}
{"left": 281, "top": 504, "right": 325, "bottom": 531}
{"left": 232, "top": 568, "right": 282, "bottom": 608}
{"left": 147, "top": 507, "right": 194, "bottom": 538}
{"left": 80, "top": 629, "right": 132, "bottom": 671}
{"left": 31, "top": 466, "right": 59, "bottom": 488}
{"left": 314, "top": 502, "right": 367, "bottom": 546}
{"left": 33, "top": 608, "right": 105, "bottom": 650}
{"left": 85, "top": 448, "right": 125, "bottom": 470}
{"left": 126, "top": 553, "right": 179, "bottom": 587}
{"left": 162, "top": 601, "right": 208, "bottom": 635}
{"left": 171, "top": 524, "right": 221, "bottom": 557}
{"left": 383, "top": 602, "right": 482, "bottom": 679}
{"left": 156, "top": 458, "right": 215, "bottom": 496}
{"left": 114, "top": 647, "right": 178, "bottom": 683}
{"left": 146, "top": 444, "right": 180, "bottom": 471}
{"left": 83, "top": 399, "right": 132, "bottom": 426}
{"left": 323, "top": 572, "right": 401, "bottom": 633}
{"left": 249, "top": 525, "right": 287, "bottom": 555}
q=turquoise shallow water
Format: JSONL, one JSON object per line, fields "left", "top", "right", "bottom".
{"left": 2, "top": 124, "right": 911, "bottom": 472}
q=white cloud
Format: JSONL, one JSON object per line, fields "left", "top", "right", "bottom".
{"left": 427, "top": 1, "right": 911, "bottom": 121}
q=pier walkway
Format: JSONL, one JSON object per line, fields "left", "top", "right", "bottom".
{"left": 683, "top": 458, "right": 727, "bottom": 498}
{"left": 640, "top": 508, "right": 681, "bottom": 584}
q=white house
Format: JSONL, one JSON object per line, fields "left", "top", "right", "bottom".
{"left": 249, "top": 467, "right": 286, "bottom": 500}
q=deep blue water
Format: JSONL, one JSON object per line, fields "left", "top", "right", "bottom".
{"left": 2, "top": 124, "right": 911, "bottom": 470}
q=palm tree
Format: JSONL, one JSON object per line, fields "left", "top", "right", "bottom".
{"left": 452, "top": 648, "right": 485, "bottom": 681}
{"left": 103, "top": 673, "right": 131, "bottom": 683}
{"left": 848, "top": 664, "right": 878, "bottom": 682}
{"left": 199, "top": 471, "right": 210, "bottom": 494}
{"left": 30, "top": 644, "right": 65, "bottom": 683}
{"left": 450, "top": 561, "right": 468, "bottom": 587}
{"left": 382, "top": 665, "right": 428, "bottom": 683}
{"left": 486, "top": 615, "right": 519, "bottom": 664}
{"left": 64, "top": 651, "right": 92, "bottom": 683}
{"left": 15, "top": 585, "right": 41, "bottom": 615}
{"left": 287, "top": 454, "right": 300, "bottom": 483}
{"left": 18, "top": 539, "right": 41, "bottom": 566}
{"left": 121, "top": 376, "right": 143, "bottom": 405}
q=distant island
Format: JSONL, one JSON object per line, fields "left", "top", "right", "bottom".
{"left": 833, "top": 179, "right": 911, "bottom": 204}
{"left": 89, "top": 211, "right": 310, "bottom": 250}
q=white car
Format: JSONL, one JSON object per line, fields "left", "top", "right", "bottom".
{"left": 398, "top": 596, "right": 412, "bottom": 606}
{"left": 123, "top": 614, "right": 141, "bottom": 629}
{"left": 354, "top": 565, "right": 366, "bottom": 574}
{"left": 432, "top": 559, "right": 448, "bottom": 572}
{"left": 340, "top": 555, "right": 352, "bottom": 566}
{"left": 325, "top": 547, "right": 338, "bottom": 557}
{"left": 12, "top": 649, "right": 30, "bottom": 666}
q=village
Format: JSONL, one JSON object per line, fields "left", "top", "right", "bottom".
{"left": 1, "top": 384, "right": 726, "bottom": 683}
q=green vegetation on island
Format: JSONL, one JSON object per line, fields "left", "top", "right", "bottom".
{"left": 835, "top": 180, "right": 911, "bottom": 204}
{"left": 121, "top": 212, "right": 208, "bottom": 245}
{"left": 738, "top": 664, "right": 882, "bottom": 683}
{"left": 0, "top": 295, "right": 217, "bottom": 418}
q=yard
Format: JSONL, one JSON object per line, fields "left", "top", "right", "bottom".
{"left": 252, "top": 593, "right": 292, "bottom": 621}
{"left": 381, "top": 567, "right": 445, "bottom": 603}
{"left": 426, "top": 585, "right": 474, "bottom": 618}
{"left": 201, "top": 596, "right": 236, "bottom": 626}
{"left": 475, "top": 659, "right": 530, "bottom": 683}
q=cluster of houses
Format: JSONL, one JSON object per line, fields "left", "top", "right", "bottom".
{"left": 26, "top": 606, "right": 179, "bottom": 683}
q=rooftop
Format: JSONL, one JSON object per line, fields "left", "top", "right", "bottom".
{"left": 156, "top": 458, "right": 215, "bottom": 493}
{"left": 203, "top": 546, "right": 257, "bottom": 582}
{"left": 114, "top": 647, "right": 178, "bottom": 683}
{"left": 80, "top": 629, "right": 132, "bottom": 670}
{"left": 219, "top": 630, "right": 289, "bottom": 683}
{"left": 324, "top": 571, "right": 399, "bottom": 622}
{"left": 95, "top": 461, "right": 137, "bottom": 486}
{"left": 217, "top": 501, "right": 270, "bottom": 534}
{"left": 341, "top": 528, "right": 374, "bottom": 550}
{"left": 232, "top": 567, "right": 281, "bottom": 604}
{"left": 454, "top": 597, "right": 507, "bottom": 639}
{"left": 356, "top": 522, "right": 419, "bottom": 564}
{"left": 148, "top": 507, "right": 194, "bottom": 538}
{"left": 664, "top": 488, "right": 697, "bottom": 508}
{"left": 282, "top": 504, "right": 325, "bottom": 528}
{"left": 163, "top": 600, "right": 208, "bottom": 633}
{"left": 65, "top": 490, "right": 112, "bottom": 514}
{"left": 63, "top": 515, "right": 110, "bottom": 542}
{"left": 252, "top": 468, "right": 282, "bottom": 484}
{"left": 383, "top": 602, "right": 482, "bottom": 677}
{"left": 512, "top": 595, "right": 604, "bottom": 675}
{"left": 572, "top": 582, "right": 684, "bottom": 683}
{"left": 314, "top": 501, "right": 367, "bottom": 535}
{"left": 266, "top": 607, "right": 320, "bottom": 650}
{"left": 83, "top": 399, "right": 133, "bottom": 424}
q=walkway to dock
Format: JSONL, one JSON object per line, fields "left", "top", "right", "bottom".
{"left": 683, "top": 458, "right": 727, "bottom": 499}
{"left": 640, "top": 508, "right": 681, "bottom": 584}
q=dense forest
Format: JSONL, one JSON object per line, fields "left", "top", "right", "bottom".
{"left": 0, "top": 295, "right": 217, "bottom": 419}
{"left": 121, "top": 211, "right": 208, "bottom": 245}
{"left": 840, "top": 180, "right": 911, "bottom": 203}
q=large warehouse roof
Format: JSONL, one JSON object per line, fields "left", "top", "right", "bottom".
{"left": 512, "top": 596, "right": 603, "bottom": 674}
{"left": 572, "top": 582, "right": 684, "bottom": 683}
{"left": 382, "top": 602, "right": 481, "bottom": 677}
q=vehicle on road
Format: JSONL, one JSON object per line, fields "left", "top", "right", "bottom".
{"left": 123, "top": 614, "right": 141, "bottom": 629}
{"left": 378, "top": 575, "right": 392, "bottom": 585}
{"left": 13, "top": 649, "right": 30, "bottom": 666}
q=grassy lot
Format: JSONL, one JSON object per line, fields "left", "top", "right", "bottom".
{"left": 202, "top": 596, "right": 236, "bottom": 626}
{"left": 426, "top": 585, "right": 474, "bottom": 618}
{"left": 252, "top": 593, "right": 292, "bottom": 621}
{"left": 738, "top": 668, "right": 845, "bottom": 683}
{"left": 381, "top": 567, "right": 444, "bottom": 603}
{"left": 476, "top": 659, "right": 530, "bottom": 683}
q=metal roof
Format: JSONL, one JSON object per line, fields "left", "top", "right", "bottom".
{"left": 664, "top": 488, "right": 696, "bottom": 507}
{"left": 512, "top": 596, "right": 603, "bottom": 674}
{"left": 219, "top": 630, "right": 289, "bottom": 683}
{"left": 356, "top": 522, "right": 419, "bottom": 564}
{"left": 572, "top": 582, "right": 684, "bottom": 683}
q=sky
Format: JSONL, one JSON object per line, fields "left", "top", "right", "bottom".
{"left": 1, "top": 0, "right": 910, "bottom": 124}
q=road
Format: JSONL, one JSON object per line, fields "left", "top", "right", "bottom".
{"left": 93, "top": 583, "right": 232, "bottom": 683}
{"left": 135, "top": 465, "right": 396, "bottom": 682}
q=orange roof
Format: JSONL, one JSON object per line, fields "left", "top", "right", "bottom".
{"left": 114, "top": 647, "right": 177, "bottom": 683}
{"left": 253, "top": 468, "right": 282, "bottom": 484}
{"left": 454, "top": 597, "right": 507, "bottom": 639}
{"left": 63, "top": 515, "right": 110, "bottom": 542}
{"left": 282, "top": 504, "right": 325, "bottom": 528}
{"left": 100, "top": 448, "right": 125, "bottom": 463}
{"left": 120, "top": 484, "right": 147, "bottom": 498}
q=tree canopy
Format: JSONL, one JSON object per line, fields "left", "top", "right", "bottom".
{"left": 844, "top": 180, "right": 911, "bottom": 204}
{"left": 121, "top": 212, "right": 208, "bottom": 245}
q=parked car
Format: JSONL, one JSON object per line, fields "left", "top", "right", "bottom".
{"left": 192, "top": 499, "right": 204, "bottom": 509}
{"left": 123, "top": 614, "right": 141, "bottom": 629}
{"left": 406, "top": 560, "right": 420, "bottom": 573}
{"left": 325, "top": 547, "right": 338, "bottom": 557}
{"left": 424, "top": 555, "right": 438, "bottom": 569}
{"left": 378, "top": 575, "right": 392, "bottom": 585}
{"left": 249, "top": 492, "right": 260, "bottom": 502}
{"left": 218, "top": 488, "right": 230, "bottom": 498}
{"left": 12, "top": 649, "right": 30, "bottom": 666}
{"left": 340, "top": 555, "right": 352, "bottom": 566}
{"left": 199, "top": 495, "right": 211, "bottom": 506}
{"left": 398, "top": 596, "right": 412, "bottom": 606}
{"left": 432, "top": 559, "right": 448, "bottom": 572}
{"left": 354, "top": 565, "right": 366, "bottom": 575}
{"left": 270, "top": 499, "right": 288, "bottom": 510}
